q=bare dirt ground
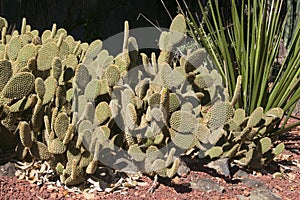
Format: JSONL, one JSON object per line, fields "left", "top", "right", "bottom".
{"left": 0, "top": 116, "right": 299, "bottom": 200}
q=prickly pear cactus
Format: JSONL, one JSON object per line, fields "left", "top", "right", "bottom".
{"left": 0, "top": 15, "right": 288, "bottom": 188}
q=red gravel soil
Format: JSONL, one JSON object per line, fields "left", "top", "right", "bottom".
{"left": 0, "top": 117, "right": 299, "bottom": 200}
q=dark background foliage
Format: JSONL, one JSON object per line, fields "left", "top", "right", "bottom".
{"left": 0, "top": 0, "right": 297, "bottom": 46}
{"left": 0, "top": 0, "right": 188, "bottom": 42}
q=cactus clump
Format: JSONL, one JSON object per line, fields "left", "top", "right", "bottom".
{"left": 0, "top": 15, "right": 288, "bottom": 188}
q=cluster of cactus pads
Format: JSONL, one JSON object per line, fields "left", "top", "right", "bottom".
{"left": 0, "top": 14, "right": 285, "bottom": 186}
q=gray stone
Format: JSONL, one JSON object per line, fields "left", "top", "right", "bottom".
{"left": 240, "top": 178, "right": 266, "bottom": 188}
{"left": 233, "top": 169, "right": 249, "bottom": 179}
{"left": 177, "top": 159, "right": 190, "bottom": 176}
{"left": 237, "top": 188, "right": 282, "bottom": 200}
{"left": 0, "top": 162, "right": 16, "bottom": 177}
{"left": 238, "top": 178, "right": 282, "bottom": 200}
{"left": 207, "top": 158, "right": 230, "bottom": 177}
{"left": 248, "top": 188, "right": 282, "bottom": 200}
{"left": 190, "top": 178, "right": 224, "bottom": 193}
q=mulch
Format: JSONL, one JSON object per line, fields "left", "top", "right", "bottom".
{"left": 0, "top": 118, "right": 299, "bottom": 200}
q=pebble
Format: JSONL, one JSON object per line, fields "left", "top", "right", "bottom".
{"left": 172, "top": 176, "right": 181, "bottom": 185}
{"left": 177, "top": 160, "right": 190, "bottom": 177}
{"left": 50, "top": 193, "right": 57, "bottom": 199}
{"left": 0, "top": 162, "right": 16, "bottom": 177}
{"left": 19, "top": 186, "right": 25, "bottom": 192}
{"left": 233, "top": 169, "right": 249, "bottom": 179}
{"left": 274, "top": 185, "right": 283, "bottom": 192}
{"left": 57, "top": 193, "right": 64, "bottom": 199}
{"left": 243, "top": 189, "right": 250, "bottom": 197}
{"left": 42, "top": 193, "right": 50, "bottom": 199}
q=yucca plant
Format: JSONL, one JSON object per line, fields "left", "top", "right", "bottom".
{"left": 283, "top": 0, "right": 300, "bottom": 47}
{"left": 179, "top": 0, "right": 300, "bottom": 134}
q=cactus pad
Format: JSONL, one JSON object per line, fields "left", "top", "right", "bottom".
{"left": 169, "top": 93, "right": 180, "bottom": 113}
{"left": 9, "top": 95, "right": 37, "bottom": 113}
{"left": 43, "top": 77, "right": 57, "bottom": 105}
{"left": 30, "top": 141, "right": 51, "bottom": 160}
{"left": 166, "top": 157, "right": 180, "bottom": 178}
{"left": 17, "top": 44, "right": 37, "bottom": 64}
{"left": 259, "top": 137, "right": 272, "bottom": 154}
{"left": 7, "top": 36, "right": 22, "bottom": 61}
{"left": 74, "top": 64, "right": 91, "bottom": 89}
{"left": 194, "top": 124, "right": 210, "bottom": 143}
{"left": 86, "top": 160, "right": 98, "bottom": 174}
{"left": 125, "top": 103, "right": 137, "bottom": 130}
{"left": 128, "top": 144, "right": 146, "bottom": 162}
{"left": 170, "top": 111, "right": 198, "bottom": 133}
{"left": 265, "top": 108, "right": 284, "bottom": 119}
{"left": 2, "top": 72, "right": 35, "bottom": 99}
{"left": 19, "top": 121, "right": 33, "bottom": 148}
{"left": 35, "top": 77, "right": 45, "bottom": 99}
{"left": 54, "top": 112, "right": 69, "bottom": 141}
{"left": 184, "top": 48, "right": 207, "bottom": 73}
{"left": 170, "top": 128, "right": 195, "bottom": 150}
{"left": 194, "top": 74, "right": 214, "bottom": 89}
{"left": 233, "top": 108, "right": 246, "bottom": 126}
{"left": 0, "top": 59, "right": 12, "bottom": 91}
{"left": 95, "top": 102, "right": 111, "bottom": 125}
{"left": 148, "top": 93, "right": 161, "bottom": 109}
{"left": 247, "top": 107, "right": 264, "bottom": 127}
{"left": 37, "top": 42, "right": 59, "bottom": 71}
{"left": 169, "top": 14, "right": 186, "bottom": 46}
{"left": 105, "top": 64, "right": 120, "bottom": 87}
{"left": 0, "top": 17, "right": 8, "bottom": 30}
{"left": 49, "top": 138, "right": 67, "bottom": 154}
{"left": 205, "top": 146, "right": 223, "bottom": 159}
{"left": 51, "top": 57, "right": 62, "bottom": 80}
{"left": 272, "top": 143, "right": 284, "bottom": 156}
{"left": 207, "top": 102, "right": 234, "bottom": 130}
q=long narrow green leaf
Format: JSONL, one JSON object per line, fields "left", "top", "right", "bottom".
{"left": 180, "top": 0, "right": 299, "bottom": 132}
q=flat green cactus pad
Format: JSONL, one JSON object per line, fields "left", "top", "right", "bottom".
{"left": 95, "top": 102, "right": 111, "bottom": 125}
{"left": 30, "top": 141, "right": 51, "bottom": 160}
{"left": 170, "top": 128, "right": 195, "bottom": 150}
{"left": 0, "top": 17, "right": 8, "bottom": 30}
{"left": 170, "top": 111, "right": 198, "bottom": 133}
{"left": 0, "top": 59, "right": 13, "bottom": 91}
{"left": 19, "top": 121, "right": 33, "bottom": 148}
{"left": 54, "top": 112, "right": 70, "bottom": 141}
{"left": 17, "top": 44, "right": 37, "bottom": 64}
{"left": 2, "top": 72, "right": 35, "bottom": 99}
{"left": 36, "top": 42, "right": 59, "bottom": 71}
{"left": 7, "top": 36, "right": 22, "bottom": 61}
{"left": 207, "top": 102, "right": 234, "bottom": 130}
